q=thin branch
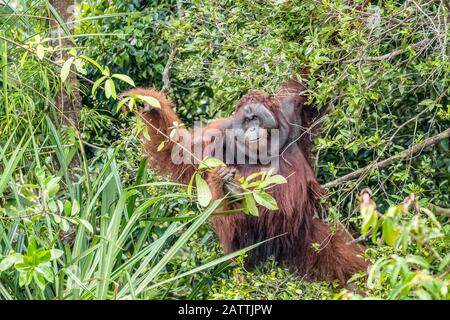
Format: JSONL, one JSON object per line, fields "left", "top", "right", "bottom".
{"left": 342, "top": 39, "right": 431, "bottom": 64}
{"left": 161, "top": 45, "right": 178, "bottom": 93}
{"left": 176, "top": 0, "right": 185, "bottom": 19}
{"left": 428, "top": 203, "right": 450, "bottom": 217}
{"left": 323, "top": 127, "right": 450, "bottom": 189}
{"left": 161, "top": 1, "right": 184, "bottom": 92}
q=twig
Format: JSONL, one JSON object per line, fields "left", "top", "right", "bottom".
{"left": 323, "top": 127, "right": 450, "bottom": 189}
{"left": 427, "top": 203, "right": 450, "bottom": 217}
{"left": 342, "top": 39, "right": 431, "bottom": 64}
{"left": 161, "top": 45, "right": 178, "bottom": 93}
{"left": 176, "top": 0, "right": 185, "bottom": 19}
{"left": 161, "top": 1, "right": 184, "bottom": 92}
{"left": 0, "top": 213, "right": 44, "bottom": 220}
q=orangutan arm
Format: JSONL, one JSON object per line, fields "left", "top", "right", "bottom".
{"left": 121, "top": 88, "right": 198, "bottom": 183}
{"left": 275, "top": 70, "right": 327, "bottom": 163}
{"left": 206, "top": 166, "right": 243, "bottom": 206}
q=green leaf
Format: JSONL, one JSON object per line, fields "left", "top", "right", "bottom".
{"left": 92, "top": 75, "right": 107, "bottom": 96}
{"left": 19, "top": 272, "right": 31, "bottom": 287}
{"left": 253, "top": 191, "right": 278, "bottom": 210}
{"left": 52, "top": 213, "right": 61, "bottom": 224}
{"left": 244, "top": 193, "right": 258, "bottom": 216}
{"left": 415, "top": 289, "right": 432, "bottom": 300}
{"left": 72, "top": 200, "right": 80, "bottom": 216}
{"left": 195, "top": 174, "right": 212, "bottom": 207}
{"left": 36, "top": 44, "right": 44, "bottom": 60}
{"left": 56, "top": 200, "right": 64, "bottom": 214}
{"left": 117, "top": 96, "right": 132, "bottom": 112}
{"left": 48, "top": 200, "right": 57, "bottom": 213}
{"left": 382, "top": 218, "right": 400, "bottom": 246}
{"left": 102, "top": 65, "right": 111, "bottom": 77}
{"left": 361, "top": 208, "right": 377, "bottom": 236}
{"left": 112, "top": 74, "right": 135, "bottom": 87}
{"left": 438, "top": 253, "right": 450, "bottom": 272}
{"left": 157, "top": 141, "right": 166, "bottom": 152}
{"left": 33, "top": 273, "right": 46, "bottom": 291}
{"left": 36, "top": 249, "right": 51, "bottom": 263}
{"left": 0, "top": 254, "right": 22, "bottom": 272}
{"left": 79, "top": 55, "right": 104, "bottom": 73}
{"left": 50, "top": 249, "right": 64, "bottom": 260}
{"left": 142, "top": 125, "right": 151, "bottom": 141}
{"left": 60, "top": 219, "right": 70, "bottom": 232}
{"left": 68, "top": 48, "right": 77, "bottom": 57}
{"left": 265, "top": 174, "right": 287, "bottom": 185}
{"left": 77, "top": 218, "right": 93, "bottom": 234}
{"left": 405, "top": 255, "right": 430, "bottom": 269}
{"left": 137, "top": 95, "right": 161, "bottom": 109}
{"left": 390, "top": 263, "right": 402, "bottom": 287}
{"left": 0, "top": 134, "right": 32, "bottom": 197}
{"left": 64, "top": 200, "right": 72, "bottom": 217}
{"left": 385, "top": 205, "right": 400, "bottom": 218}
{"left": 198, "top": 157, "right": 225, "bottom": 170}
{"left": 37, "top": 265, "right": 53, "bottom": 283}
{"left": 60, "top": 57, "right": 75, "bottom": 83}
{"left": 187, "top": 172, "right": 196, "bottom": 199}
{"left": 245, "top": 171, "right": 264, "bottom": 183}
{"left": 105, "top": 78, "right": 116, "bottom": 99}
{"left": 46, "top": 177, "right": 61, "bottom": 198}
{"left": 27, "top": 237, "right": 37, "bottom": 256}
{"left": 259, "top": 174, "right": 288, "bottom": 189}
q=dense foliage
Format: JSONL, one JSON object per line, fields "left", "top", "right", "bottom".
{"left": 0, "top": 0, "right": 449, "bottom": 300}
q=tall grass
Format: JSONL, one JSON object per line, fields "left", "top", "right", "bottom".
{"left": 0, "top": 123, "right": 257, "bottom": 299}
{"left": 0, "top": 1, "right": 259, "bottom": 300}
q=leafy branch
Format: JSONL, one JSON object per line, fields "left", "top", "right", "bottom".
{"left": 323, "top": 127, "right": 450, "bottom": 189}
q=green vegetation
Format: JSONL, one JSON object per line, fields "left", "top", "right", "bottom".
{"left": 0, "top": 0, "right": 449, "bottom": 300}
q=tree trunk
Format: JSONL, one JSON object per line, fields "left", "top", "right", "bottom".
{"left": 49, "top": 0, "right": 81, "bottom": 129}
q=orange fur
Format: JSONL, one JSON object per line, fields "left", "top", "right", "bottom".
{"left": 121, "top": 88, "right": 230, "bottom": 183}
{"left": 124, "top": 84, "right": 368, "bottom": 284}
